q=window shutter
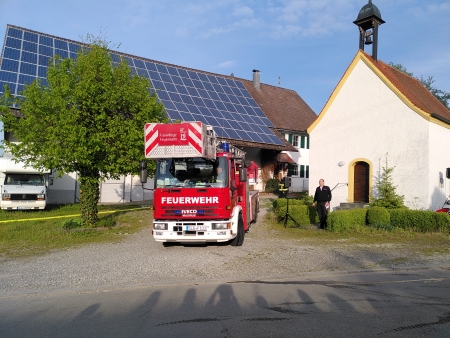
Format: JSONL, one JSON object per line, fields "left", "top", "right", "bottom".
{"left": 306, "top": 165, "right": 309, "bottom": 178}
{"left": 300, "top": 136, "right": 305, "bottom": 148}
{"left": 306, "top": 136, "right": 310, "bottom": 149}
{"left": 288, "top": 134, "right": 293, "bottom": 144}
{"left": 300, "top": 165, "right": 305, "bottom": 178}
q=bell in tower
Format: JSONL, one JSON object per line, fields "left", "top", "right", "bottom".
{"left": 353, "top": 0, "right": 385, "bottom": 61}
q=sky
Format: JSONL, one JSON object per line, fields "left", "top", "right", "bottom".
{"left": 1, "top": 0, "right": 449, "bottom": 114}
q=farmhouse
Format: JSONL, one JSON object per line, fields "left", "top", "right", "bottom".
{"left": 0, "top": 25, "right": 316, "bottom": 203}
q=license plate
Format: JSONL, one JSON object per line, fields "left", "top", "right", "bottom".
{"left": 17, "top": 207, "right": 31, "bottom": 210}
{"left": 186, "top": 225, "right": 207, "bottom": 231}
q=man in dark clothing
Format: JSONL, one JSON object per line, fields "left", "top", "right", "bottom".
{"left": 313, "top": 179, "right": 332, "bottom": 229}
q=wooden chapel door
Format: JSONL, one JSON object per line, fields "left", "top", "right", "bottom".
{"left": 354, "top": 162, "right": 369, "bottom": 202}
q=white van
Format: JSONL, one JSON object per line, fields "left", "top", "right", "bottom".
{"left": 0, "top": 159, "right": 52, "bottom": 210}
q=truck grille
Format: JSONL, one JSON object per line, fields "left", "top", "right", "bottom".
{"left": 11, "top": 194, "right": 39, "bottom": 201}
{"left": 161, "top": 206, "right": 219, "bottom": 217}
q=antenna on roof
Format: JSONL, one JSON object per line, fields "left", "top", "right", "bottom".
{"left": 278, "top": 76, "right": 280, "bottom": 86}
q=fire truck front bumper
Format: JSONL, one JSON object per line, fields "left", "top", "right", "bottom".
{"left": 152, "top": 219, "right": 239, "bottom": 243}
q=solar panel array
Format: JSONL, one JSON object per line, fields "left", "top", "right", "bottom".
{"left": 0, "top": 26, "right": 284, "bottom": 146}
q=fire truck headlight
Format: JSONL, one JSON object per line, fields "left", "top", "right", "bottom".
{"left": 212, "top": 222, "right": 231, "bottom": 230}
{"left": 153, "top": 223, "right": 168, "bottom": 230}
{"left": 2, "top": 193, "right": 11, "bottom": 201}
{"left": 37, "top": 194, "right": 45, "bottom": 200}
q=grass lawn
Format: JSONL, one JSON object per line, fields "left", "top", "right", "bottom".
{"left": 261, "top": 197, "right": 450, "bottom": 257}
{"left": 2, "top": 198, "right": 449, "bottom": 260}
{"left": 0, "top": 204, "right": 152, "bottom": 259}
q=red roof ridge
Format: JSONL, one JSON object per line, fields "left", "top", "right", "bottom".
{"left": 360, "top": 50, "right": 450, "bottom": 122}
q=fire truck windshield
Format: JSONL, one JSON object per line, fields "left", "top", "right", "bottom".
{"left": 155, "top": 157, "right": 228, "bottom": 188}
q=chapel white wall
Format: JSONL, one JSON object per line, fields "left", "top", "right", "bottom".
{"left": 428, "top": 122, "right": 450, "bottom": 209}
{"left": 309, "top": 59, "right": 434, "bottom": 210}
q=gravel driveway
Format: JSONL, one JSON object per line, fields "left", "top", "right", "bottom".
{"left": 1, "top": 196, "right": 449, "bottom": 296}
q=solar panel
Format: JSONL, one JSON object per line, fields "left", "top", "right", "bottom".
{"left": 0, "top": 25, "right": 284, "bottom": 146}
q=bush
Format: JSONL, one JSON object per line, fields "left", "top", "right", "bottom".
{"left": 62, "top": 218, "right": 83, "bottom": 229}
{"left": 327, "top": 209, "right": 368, "bottom": 232}
{"left": 367, "top": 206, "right": 391, "bottom": 230}
{"left": 273, "top": 196, "right": 315, "bottom": 209}
{"left": 273, "top": 198, "right": 309, "bottom": 210}
{"left": 389, "top": 209, "right": 450, "bottom": 233}
{"left": 276, "top": 204, "right": 318, "bottom": 227}
{"left": 265, "top": 178, "right": 280, "bottom": 193}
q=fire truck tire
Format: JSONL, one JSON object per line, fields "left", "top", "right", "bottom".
{"left": 230, "top": 215, "right": 244, "bottom": 246}
{"left": 162, "top": 242, "right": 174, "bottom": 247}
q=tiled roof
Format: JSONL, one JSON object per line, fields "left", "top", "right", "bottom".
{"left": 241, "top": 80, "right": 317, "bottom": 132}
{"left": 362, "top": 51, "right": 450, "bottom": 122}
{"left": 270, "top": 128, "right": 298, "bottom": 152}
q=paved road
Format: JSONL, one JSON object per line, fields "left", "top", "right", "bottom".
{"left": 1, "top": 267, "right": 449, "bottom": 337}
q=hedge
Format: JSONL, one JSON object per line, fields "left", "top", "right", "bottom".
{"left": 271, "top": 198, "right": 450, "bottom": 233}
{"left": 367, "top": 206, "right": 391, "bottom": 230}
{"left": 389, "top": 209, "right": 450, "bottom": 233}
{"left": 265, "top": 178, "right": 279, "bottom": 193}
{"left": 327, "top": 209, "right": 368, "bottom": 233}
{"left": 273, "top": 198, "right": 310, "bottom": 210}
{"left": 275, "top": 204, "right": 319, "bottom": 227}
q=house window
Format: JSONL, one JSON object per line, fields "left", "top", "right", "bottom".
{"left": 291, "top": 164, "right": 299, "bottom": 176}
{"left": 300, "top": 135, "right": 310, "bottom": 149}
{"left": 292, "top": 135, "right": 298, "bottom": 147}
{"left": 300, "top": 165, "right": 309, "bottom": 178}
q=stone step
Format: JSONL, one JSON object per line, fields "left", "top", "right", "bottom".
{"left": 336, "top": 202, "right": 369, "bottom": 211}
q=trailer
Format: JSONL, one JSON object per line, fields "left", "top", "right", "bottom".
{"left": 141, "top": 122, "right": 259, "bottom": 246}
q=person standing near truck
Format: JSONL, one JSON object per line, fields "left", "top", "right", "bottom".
{"left": 312, "top": 179, "right": 332, "bottom": 229}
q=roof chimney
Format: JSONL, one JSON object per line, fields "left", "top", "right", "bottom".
{"left": 252, "top": 69, "right": 260, "bottom": 89}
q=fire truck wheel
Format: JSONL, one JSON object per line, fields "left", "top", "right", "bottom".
{"left": 162, "top": 242, "right": 174, "bottom": 247}
{"left": 230, "top": 215, "right": 244, "bottom": 246}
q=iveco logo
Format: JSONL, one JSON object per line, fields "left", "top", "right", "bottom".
{"left": 182, "top": 210, "right": 197, "bottom": 214}
{"left": 23, "top": 194, "right": 26, "bottom": 199}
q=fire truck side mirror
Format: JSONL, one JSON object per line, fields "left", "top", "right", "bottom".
{"left": 239, "top": 168, "right": 247, "bottom": 182}
{"left": 140, "top": 161, "right": 148, "bottom": 184}
{"left": 447, "top": 168, "right": 450, "bottom": 179}
{"left": 140, "top": 169, "right": 148, "bottom": 184}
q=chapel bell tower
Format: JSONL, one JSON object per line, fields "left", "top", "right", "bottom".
{"left": 353, "top": 0, "right": 385, "bottom": 61}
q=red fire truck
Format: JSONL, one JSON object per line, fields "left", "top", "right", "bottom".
{"left": 141, "top": 122, "right": 259, "bottom": 246}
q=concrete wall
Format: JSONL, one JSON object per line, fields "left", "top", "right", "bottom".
{"left": 47, "top": 173, "right": 154, "bottom": 204}
{"left": 47, "top": 172, "right": 79, "bottom": 204}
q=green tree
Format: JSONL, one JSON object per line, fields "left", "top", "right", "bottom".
{"left": 371, "top": 155, "right": 406, "bottom": 209}
{"left": 0, "top": 37, "right": 167, "bottom": 226}
{"left": 389, "top": 62, "right": 450, "bottom": 109}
